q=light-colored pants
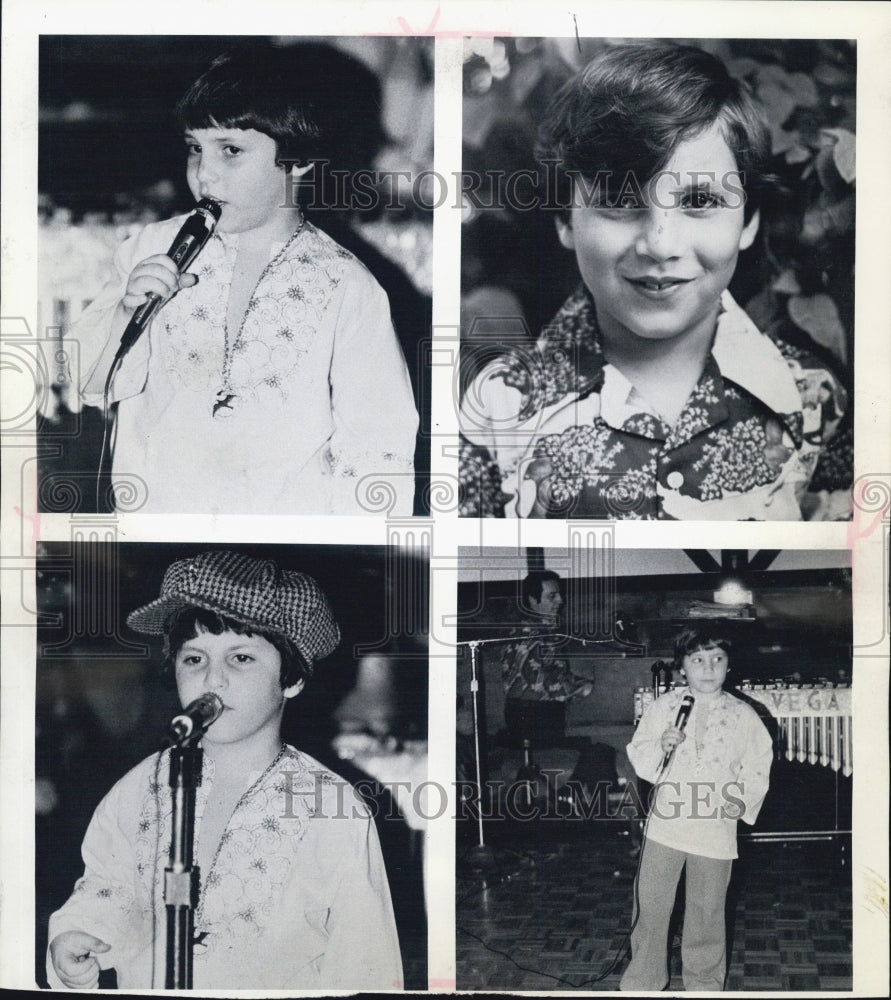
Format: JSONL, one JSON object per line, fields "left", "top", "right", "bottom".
{"left": 620, "top": 838, "right": 733, "bottom": 992}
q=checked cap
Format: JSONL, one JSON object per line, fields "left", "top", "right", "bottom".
{"left": 127, "top": 550, "right": 340, "bottom": 668}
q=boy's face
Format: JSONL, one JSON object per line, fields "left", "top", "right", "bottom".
{"left": 184, "top": 127, "right": 301, "bottom": 240}
{"left": 681, "top": 644, "right": 729, "bottom": 696}
{"left": 174, "top": 626, "right": 303, "bottom": 747}
{"left": 556, "top": 121, "right": 760, "bottom": 351}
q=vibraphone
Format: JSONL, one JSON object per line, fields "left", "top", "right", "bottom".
{"left": 633, "top": 681, "right": 853, "bottom": 775}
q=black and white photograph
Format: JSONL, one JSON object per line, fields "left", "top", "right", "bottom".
{"left": 458, "top": 38, "right": 855, "bottom": 521}
{"left": 456, "top": 547, "right": 853, "bottom": 990}
{"left": 1, "top": 3, "right": 889, "bottom": 997}
{"left": 36, "top": 35, "right": 433, "bottom": 516}
{"left": 34, "top": 541, "right": 428, "bottom": 990}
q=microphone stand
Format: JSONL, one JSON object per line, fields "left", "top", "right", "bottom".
{"left": 462, "top": 641, "right": 495, "bottom": 870}
{"left": 457, "top": 631, "right": 619, "bottom": 871}
{"left": 164, "top": 730, "right": 205, "bottom": 989}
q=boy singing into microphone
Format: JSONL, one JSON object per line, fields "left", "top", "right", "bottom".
{"left": 47, "top": 550, "right": 404, "bottom": 990}
{"left": 73, "top": 43, "right": 418, "bottom": 514}
{"left": 621, "top": 628, "right": 772, "bottom": 991}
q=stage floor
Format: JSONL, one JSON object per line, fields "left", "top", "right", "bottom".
{"left": 456, "top": 819, "right": 851, "bottom": 991}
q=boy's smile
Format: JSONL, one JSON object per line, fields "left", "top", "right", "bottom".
{"left": 184, "top": 127, "right": 303, "bottom": 244}
{"left": 557, "top": 121, "right": 760, "bottom": 354}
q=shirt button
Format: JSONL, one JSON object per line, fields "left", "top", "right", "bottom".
{"left": 666, "top": 471, "right": 684, "bottom": 489}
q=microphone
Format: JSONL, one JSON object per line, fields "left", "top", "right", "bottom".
{"left": 659, "top": 693, "right": 695, "bottom": 773}
{"left": 170, "top": 692, "right": 224, "bottom": 742}
{"left": 119, "top": 198, "right": 222, "bottom": 352}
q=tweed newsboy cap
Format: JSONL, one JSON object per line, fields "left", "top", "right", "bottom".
{"left": 127, "top": 551, "right": 340, "bottom": 667}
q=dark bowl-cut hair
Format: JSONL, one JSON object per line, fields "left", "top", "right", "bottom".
{"left": 162, "top": 606, "right": 311, "bottom": 690}
{"left": 536, "top": 42, "right": 772, "bottom": 222}
{"left": 174, "top": 43, "right": 324, "bottom": 165}
{"left": 673, "top": 626, "right": 733, "bottom": 669}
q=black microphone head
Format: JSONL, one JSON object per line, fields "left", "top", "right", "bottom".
{"left": 181, "top": 199, "right": 221, "bottom": 238}
{"left": 675, "top": 693, "right": 695, "bottom": 729}
{"left": 167, "top": 201, "right": 222, "bottom": 271}
{"left": 170, "top": 691, "right": 224, "bottom": 740}
{"left": 196, "top": 198, "right": 222, "bottom": 224}
{"left": 192, "top": 691, "right": 224, "bottom": 722}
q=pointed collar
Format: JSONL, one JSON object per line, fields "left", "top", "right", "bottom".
{"left": 507, "top": 286, "right": 804, "bottom": 446}
{"left": 712, "top": 291, "right": 804, "bottom": 444}
{"left": 501, "top": 286, "right": 605, "bottom": 419}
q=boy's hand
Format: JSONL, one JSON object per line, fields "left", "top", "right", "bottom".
{"left": 49, "top": 930, "right": 111, "bottom": 989}
{"left": 122, "top": 254, "right": 197, "bottom": 314}
{"left": 660, "top": 725, "right": 687, "bottom": 756}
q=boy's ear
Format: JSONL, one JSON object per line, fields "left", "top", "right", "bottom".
{"left": 283, "top": 678, "right": 306, "bottom": 700}
{"left": 737, "top": 208, "right": 760, "bottom": 252}
{"left": 555, "top": 215, "right": 575, "bottom": 251}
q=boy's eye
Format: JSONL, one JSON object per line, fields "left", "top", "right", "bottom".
{"left": 223, "top": 145, "right": 243, "bottom": 157}
{"left": 598, "top": 193, "right": 644, "bottom": 212}
{"left": 185, "top": 143, "right": 201, "bottom": 156}
{"left": 180, "top": 654, "right": 203, "bottom": 666}
{"left": 682, "top": 189, "right": 724, "bottom": 210}
{"left": 232, "top": 654, "right": 254, "bottom": 664}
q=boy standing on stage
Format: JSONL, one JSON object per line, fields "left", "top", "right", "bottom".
{"left": 48, "top": 550, "right": 403, "bottom": 990}
{"left": 621, "top": 628, "right": 772, "bottom": 991}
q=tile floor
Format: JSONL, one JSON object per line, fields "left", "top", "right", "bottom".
{"left": 456, "top": 818, "right": 852, "bottom": 991}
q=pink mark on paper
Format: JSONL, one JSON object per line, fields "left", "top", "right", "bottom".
{"left": 14, "top": 505, "right": 41, "bottom": 543}
{"left": 366, "top": 6, "right": 512, "bottom": 38}
{"left": 847, "top": 477, "right": 890, "bottom": 548}
{"left": 428, "top": 978, "right": 458, "bottom": 989}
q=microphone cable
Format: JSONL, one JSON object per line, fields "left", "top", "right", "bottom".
{"left": 96, "top": 356, "right": 120, "bottom": 512}
{"left": 93, "top": 199, "right": 221, "bottom": 510}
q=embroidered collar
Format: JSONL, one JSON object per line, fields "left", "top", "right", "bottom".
{"left": 503, "top": 285, "right": 804, "bottom": 447}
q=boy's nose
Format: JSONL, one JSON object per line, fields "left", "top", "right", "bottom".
{"left": 194, "top": 154, "right": 218, "bottom": 187}
{"left": 203, "top": 658, "right": 227, "bottom": 688}
{"left": 634, "top": 208, "right": 682, "bottom": 261}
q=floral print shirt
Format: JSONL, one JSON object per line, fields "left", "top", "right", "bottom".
{"left": 459, "top": 287, "right": 851, "bottom": 520}
{"left": 47, "top": 746, "right": 403, "bottom": 990}
{"left": 627, "top": 689, "right": 773, "bottom": 860}
{"left": 499, "top": 624, "right": 594, "bottom": 702}
{"left": 76, "top": 215, "right": 418, "bottom": 514}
